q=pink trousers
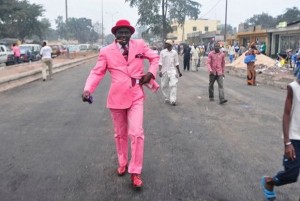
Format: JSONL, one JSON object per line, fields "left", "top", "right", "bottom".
{"left": 110, "top": 89, "right": 144, "bottom": 174}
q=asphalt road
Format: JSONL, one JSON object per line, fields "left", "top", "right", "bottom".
{"left": 0, "top": 59, "right": 299, "bottom": 201}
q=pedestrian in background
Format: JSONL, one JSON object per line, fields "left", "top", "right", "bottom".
{"left": 12, "top": 43, "right": 20, "bottom": 64}
{"left": 183, "top": 45, "right": 191, "bottom": 71}
{"left": 244, "top": 42, "right": 260, "bottom": 86}
{"left": 159, "top": 40, "right": 182, "bottom": 106}
{"left": 260, "top": 72, "right": 300, "bottom": 201}
{"left": 228, "top": 44, "right": 235, "bottom": 63}
{"left": 239, "top": 45, "right": 246, "bottom": 56}
{"left": 260, "top": 42, "right": 266, "bottom": 55}
{"left": 82, "top": 19, "right": 159, "bottom": 188}
{"left": 206, "top": 38, "right": 215, "bottom": 54}
{"left": 190, "top": 45, "right": 199, "bottom": 72}
{"left": 234, "top": 43, "right": 240, "bottom": 59}
{"left": 197, "top": 45, "right": 205, "bottom": 68}
{"left": 40, "top": 41, "right": 53, "bottom": 81}
{"left": 206, "top": 43, "right": 228, "bottom": 104}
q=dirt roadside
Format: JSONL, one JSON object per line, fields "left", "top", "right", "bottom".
{"left": 0, "top": 52, "right": 98, "bottom": 79}
{"left": 0, "top": 52, "right": 98, "bottom": 92}
{"left": 224, "top": 54, "right": 295, "bottom": 89}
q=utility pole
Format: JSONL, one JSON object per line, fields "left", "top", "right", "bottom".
{"left": 65, "top": 0, "right": 69, "bottom": 42}
{"left": 224, "top": 0, "right": 228, "bottom": 43}
{"left": 101, "top": 0, "right": 104, "bottom": 46}
{"left": 65, "top": 0, "right": 68, "bottom": 22}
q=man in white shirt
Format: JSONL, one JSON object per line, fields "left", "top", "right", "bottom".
{"left": 190, "top": 45, "right": 199, "bottom": 72}
{"left": 40, "top": 41, "right": 53, "bottom": 81}
{"left": 261, "top": 73, "right": 300, "bottom": 200}
{"left": 158, "top": 40, "right": 182, "bottom": 106}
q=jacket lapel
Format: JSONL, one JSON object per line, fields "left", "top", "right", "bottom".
{"left": 128, "top": 40, "right": 137, "bottom": 63}
{"left": 110, "top": 43, "right": 127, "bottom": 64}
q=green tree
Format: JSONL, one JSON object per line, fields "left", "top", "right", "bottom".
{"left": 40, "top": 18, "right": 58, "bottom": 41}
{"left": 0, "top": 0, "right": 48, "bottom": 40}
{"left": 276, "top": 7, "right": 300, "bottom": 24}
{"left": 67, "top": 17, "right": 99, "bottom": 43}
{"left": 218, "top": 24, "right": 235, "bottom": 35}
{"left": 244, "top": 12, "right": 277, "bottom": 29}
{"left": 169, "top": 0, "right": 201, "bottom": 41}
{"left": 0, "top": 0, "right": 17, "bottom": 37}
{"left": 125, "top": 0, "right": 200, "bottom": 40}
{"left": 55, "top": 16, "right": 67, "bottom": 39}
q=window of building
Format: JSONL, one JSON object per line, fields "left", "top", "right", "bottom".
{"left": 193, "top": 26, "right": 197, "bottom": 31}
{"left": 280, "top": 34, "right": 300, "bottom": 52}
{"left": 205, "top": 26, "right": 209, "bottom": 32}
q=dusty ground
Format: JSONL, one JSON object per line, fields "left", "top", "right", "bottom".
{"left": 225, "top": 53, "right": 295, "bottom": 81}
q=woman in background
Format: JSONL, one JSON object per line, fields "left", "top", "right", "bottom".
{"left": 244, "top": 42, "right": 260, "bottom": 86}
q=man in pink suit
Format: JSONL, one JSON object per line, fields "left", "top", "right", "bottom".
{"left": 82, "top": 19, "right": 159, "bottom": 188}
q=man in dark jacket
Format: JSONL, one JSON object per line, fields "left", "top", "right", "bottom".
{"left": 183, "top": 45, "right": 191, "bottom": 71}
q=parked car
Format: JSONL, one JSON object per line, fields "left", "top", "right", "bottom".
{"left": 19, "top": 44, "right": 41, "bottom": 62}
{"left": 49, "top": 45, "right": 66, "bottom": 58}
{"left": 0, "top": 44, "right": 14, "bottom": 65}
{"left": 79, "top": 44, "right": 90, "bottom": 52}
{"left": 66, "top": 45, "right": 80, "bottom": 53}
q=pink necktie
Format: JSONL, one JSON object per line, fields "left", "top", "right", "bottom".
{"left": 122, "top": 46, "right": 128, "bottom": 61}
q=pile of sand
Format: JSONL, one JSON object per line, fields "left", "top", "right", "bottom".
{"left": 229, "top": 53, "right": 276, "bottom": 68}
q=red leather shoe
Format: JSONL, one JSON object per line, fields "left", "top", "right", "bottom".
{"left": 117, "top": 166, "right": 127, "bottom": 176}
{"left": 131, "top": 174, "right": 143, "bottom": 188}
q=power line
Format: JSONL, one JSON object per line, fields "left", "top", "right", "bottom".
{"left": 199, "top": 0, "right": 222, "bottom": 19}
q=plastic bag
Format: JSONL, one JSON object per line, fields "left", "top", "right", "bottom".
{"left": 244, "top": 54, "right": 256, "bottom": 64}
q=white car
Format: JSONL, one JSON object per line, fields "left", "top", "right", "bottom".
{"left": 0, "top": 45, "right": 14, "bottom": 65}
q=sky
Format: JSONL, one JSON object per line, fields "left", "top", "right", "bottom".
{"left": 28, "top": 0, "right": 299, "bottom": 34}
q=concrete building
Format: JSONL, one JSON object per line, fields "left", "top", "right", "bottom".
{"left": 186, "top": 31, "right": 224, "bottom": 47}
{"left": 233, "top": 21, "right": 300, "bottom": 57}
{"left": 236, "top": 24, "right": 268, "bottom": 52}
{"left": 167, "top": 19, "right": 220, "bottom": 44}
{"left": 268, "top": 20, "right": 300, "bottom": 56}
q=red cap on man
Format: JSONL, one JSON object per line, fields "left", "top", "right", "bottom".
{"left": 111, "top": 19, "right": 135, "bottom": 35}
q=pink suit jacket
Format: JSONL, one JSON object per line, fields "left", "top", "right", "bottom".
{"left": 84, "top": 39, "right": 160, "bottom": 109}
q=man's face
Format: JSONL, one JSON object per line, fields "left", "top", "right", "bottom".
{"left": 115, "top": 28, "right": 132, "bottom": 46}
{"left": 164, "top": 43, "right": 171, "bottom": 49}
{"left": 214, "top": 44, "right": 220, "bottom": 52}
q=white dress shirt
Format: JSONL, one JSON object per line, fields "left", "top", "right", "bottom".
{"left": 159, "top": 49, "right": 179, "bottom": 73}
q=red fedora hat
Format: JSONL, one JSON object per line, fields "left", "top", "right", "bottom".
{"left": 111, "top": 19, "right": 135, "bottom": 35}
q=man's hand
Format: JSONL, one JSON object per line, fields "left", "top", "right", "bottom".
{"left": 82, "top": 90, "right": 91, "bottom": 102}
{"left": 285, "top": 144, "right": 296, "bottom": 160}
{"left": 139, "top": 72, "right": 153, "bottom": 85}
{"left": 178, "top": 72, "right": 182, "bottom": 77}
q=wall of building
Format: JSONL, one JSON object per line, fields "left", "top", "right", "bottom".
{"left": 168, "top": 19, "right": 220, "bottom": 44}
{"left": 269, "top": 28, "right": 300, "bottom": 56}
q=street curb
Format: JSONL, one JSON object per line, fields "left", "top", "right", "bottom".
{"left": 0, "top": 55, "right": 97, "bottom": 92}
{"left": 225, "top": 66, "right": 294, "bottom": 89}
